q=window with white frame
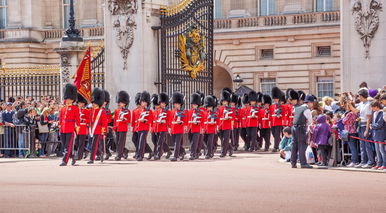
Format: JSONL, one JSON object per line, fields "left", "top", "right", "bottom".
{"left": 260, "top": 0, "right": 276, "bottom": 16}
{"left": 317, "top": 77, "right": 334, "bottom": 98}
{"left": 260, "top": 78, "right": 276, "bottom": 95}
{"left": 0, "top": 0, "right": 7, "bottom": 29}
{"left": 63, "top": 0, "right": 71, "bottom": 29}
{"left": 316, "top": 0, "right": 333, "bottom": 12}
{"left": 214, "top": 0, "right": 222, "bottom": 19}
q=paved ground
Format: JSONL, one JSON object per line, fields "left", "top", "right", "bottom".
{"left": 0, "top": 152, "right": 385, "bottom": 213}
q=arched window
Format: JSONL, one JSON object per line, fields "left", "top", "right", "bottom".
{"left": 63, "top": 0, "right": 71, "bottom": 28}
{"left": 316, "top": 0, "right": 333, "bottom": 12}
{"left": 260, "top": 0, "right": 275, "bottom": 16}
{"left": 0, "top": 0, "right": 7, "bottom": 29}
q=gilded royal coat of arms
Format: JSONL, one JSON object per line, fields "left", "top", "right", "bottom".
{"left": 178, "top": 25, "right": 206, "bottom": 79}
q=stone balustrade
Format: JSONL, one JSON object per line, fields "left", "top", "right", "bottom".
{"left": 214, "top": 11, "right": 340, "bottom": 30}
{"left": 0, "top": 27, "right": 105, "bottom": 41}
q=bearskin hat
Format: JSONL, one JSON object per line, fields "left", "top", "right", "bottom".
{"left": 158, "top": 93, "right": 169, "bottom": 106}
{"left": 196, "top": 91, "right": 205, "bottom": 105}
{"left": 77, "top": 93, "right": 88, "bottom": 104}
{"left": 287, "top": 89, "right": 299, "bottom": 101}
{"left": 222, "top": 87, "right": 232, "bottom": 94}
{"left": 63, "top": 83, "right": 77, "bottom": 101}
{"left": 204, "top": 95, "right": 217, "bottom": 108}
{"left": 298, "top": 91, "right": 306, "bottom": 101}
{"left": 248, "top": 91, "right": 258, "bottom": 102}
{"left": 212, "top": 95, "right": 219, "bottom": 106}
{"left": 257, "top": 92, "right": 263, "bottom": 103}
{"left": 242, "top": 93, "right": 249, "bottom": 104}
{"left": 8, "top": 97, "right": 15, "bottom": 103}
{"left": 237, "top": 96, "right": 242, "bottom": 108}
{"left": 116, "top": 91, "right": 130, "bottom": 106}
{"left": 91, "top": 88, "right": 105, "bottom": 107}
{"left": 230, "top": 93, "right": 239, "bottom": 104}
{"left": 221, "top": 88, "right": 231, "bottom": 103}
{"left": 134, "top": 92, "right": 141, "bottom": 105}
{"left": 151, "top": 94, "right": 159, "bottom": 108}
{"left": 172, "top": 92, "right": 184, "bottom": 105}
{"left": 191, "top": 93, "right": 202, "bottom": 106}
{"left": 271, "top": 87, "right": 282, "bottom": 99}
{"left": 104, "top": 90, "right": 110, "bottom": 103}
{"left": 140, "top": 91, "right": 151, "bottom": 105}
{"left": 262, "top": 94, "right": 272, "bottom": 105}
{"left": 280, "top": 92, "right": 286, "bottom": 103}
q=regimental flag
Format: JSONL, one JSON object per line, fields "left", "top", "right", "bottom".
{"left": 74, "top": 47, "right": 92, "bottom": 102}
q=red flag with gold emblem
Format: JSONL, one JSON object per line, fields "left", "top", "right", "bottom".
{"left": 74, "top": 47, "right": 92, "bottom": 102}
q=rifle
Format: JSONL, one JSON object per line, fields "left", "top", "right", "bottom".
{"left": 262, "top": 108, "right": 270, "bottom": 121}
{"left": 220, "top": 106, "right": 233, "bottom": 121}
{"left": 189, "top": 108, "right": 202, "bottom": 124}
{"left": 117, "top": 109, "right": 129, "bottom": 122}
{"left": 172, "top": 110, "right": 185, "bottom": 125}
{"left": 273, "top": 103, "right": 282, "bottom": 118}
{"left": 204, "top": 111, "right": 218, "bottom": 125}
{"left": 247, "top": 105, "right": 259, "bottom": 119}
{"left": 138, "top": 107, "right": 150, "bottom": 123}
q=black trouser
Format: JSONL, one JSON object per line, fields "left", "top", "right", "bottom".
{"left": 231, "top": 128, "right": 240, "bottom": 149}
{"left": 155, "top": 131, "right": 167, "bottom": 158}
{"left": 240, "top": 128, "right": 249, "bottom": 149}
{"left": 290, "top": 126, "right": 308, "bottom": 166}
{"left": 204, "top": 133, "right": 215, "bottom": 157}
{"left": 60, "top": 133, "right": 75, "bottom": 164}
{"left": 272, "top": 126, "right": 283, "bottom": 149}
{"left": 172, "top": 134, "right": 184, "bottom": 158}
{"left": 318, "top": 145, "right": 330, "bottom": 165}
{"left": 259, "top": 128, "right": 271, "bottom": 150}
{"left": 133, "top": 131, "right": 152, "bottom": 158}
{"left": 90, "top": 134, "right": 103, "bottom": 161}
{"left": 214, "top": 133, "right": 219, "bottom": 150}
{"left": 196, "top": 134, "right": 205, "bottom": 155}
{"left": 151, "top": 132, "right": 157, "bottom": 153}
{"left": 312, "top": 147, "right": 319, "bottom": 163}
{"left": 105, "top": 127, "right": 115, "bottom": 155}
{"left": 75, "top": 134, "right": 86, "bottom": 160}
{"left": 137, "top": 131, "right": 149, "bottom": 159}
{"left": 189, "top": 132, "right": 200, "bottom": 158}
{"left": 220, "top": 129, "right": 231, "bottom": 156}
{"left": 256, "top": 128, "right": 262, "bottom": 148}
{"left": 116, "top": 131, "right": 127, "bottom": 158}
{"left": 247, "top": 127, "right": 258, "bottom": 151}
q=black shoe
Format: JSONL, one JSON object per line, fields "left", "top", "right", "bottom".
{"left": 272, "top": 148, "right": 278, "bottom": 152}
{"left": 244, "top": 147, "right": 249, "bottom": 151}
{"left": 219, "top": 154, "right": 225, "bottom": 158}
{"left": 154, "top": 156, "right": 160, "bottom": 160}
{"left": 264, "top": 148, "right": 269, "bottom": 152}
{"left": 96, "top": 156, "right": 101, "bottom": 161}
{"left": 249, "top": 148, "right": 254, "bottom": 152}
{"left": 87, "top": 160, "right": 94, "bottom": 164}
{"left": 301, "top": 164, "right": 313, "bottom": 169}
{"left": 166, "top": 151, "right": 172, "bottom": 159}
{"left": 133, "top": 155, "right": 138, "bottom": 159}
{"left": 229, "top": 149, "right": 233, "bottom": 157}
{"left": 180, "top": 154, "right": 185, "bottom": 161}
{"left": 83, "top": 152, "right": 89, "bottom": 159}
{"left": 59, "top": 162, "right": 67, "bottom": 166}
{"left": 189, "top": 156, "right": 195, "bottom": 160}
{"left": 170, "top": 157, "right": 177, "bottom": 162}
{"left": 147, "top": 153, "right": 154, "bottom": 160}
{"left": 233, "top": 147, "right": 238, "bottom": 151}
{"left": 104, "top": 153, "right": 111, "bottom": 160}
{"left": 123, "top": 153, "right": 128, "bottom": 159}
{"left": 291, "top": 164, "right": 297, "bottom": 168}
{"left": 256, "top": 147, "right": 261, "bottom": 151}
{"left": 137, "top": 157, "right": 143, "bottom": 161}
{"left": 115, "top": 156, "right": 121, "bottom": 161}
{"left": 100, "top": 155, "right": 104, "bottom": 163}
{"left": 71, "top": 159, "right": 76, "bottom": 166}
{"left": 205, "top": 156, "right": 210, "bottom": 159}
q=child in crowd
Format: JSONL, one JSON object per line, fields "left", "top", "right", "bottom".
{"left": 370, "top": 101, "right": 386, "bottom": 170}
{"left": 312, "top": 115, "right": 332, "bottom": 166}
{"left": 279, "top": 127, "right": 293, "bottom": 162}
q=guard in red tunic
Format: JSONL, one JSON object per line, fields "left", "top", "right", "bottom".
{"left": 88, "top": 88, "right": 108, "bottom": 164}
{"left": 203, "top": 96, "right": 218, "bottom": 159}
{"left": 113, "top": 91, "right": 130, "bottom": 161}
{"left": 136, "top": 91, "right": 153, "bottom": 161}
{"left": 150, "top": 94, "right": 160, "bottom": 160}
{"left": 270, "top": 87, "right": 285, "bottom": 152}
{"left": 246, "top": 91, "right": 260, "bottom": 152}
{"left": 240, "top": 94, "right": 249, "bottom": 150}
{"left": 259, "top": 95, "right": 272, "bottom": 151}
{"left": 195, "top": 91, "right": 206, "bottom": 157}
{"left": 170, "top": 92, "right": 187, "bottom": 161}
{"left": 153, "top": 93, "right": 172, "bottom": 160}
{"left": 230, "top": 93, "right": 241, "bottom": 151}
{"left": 59, "top": 84, "right": 80, "bottom": 166}
{"left": 187, "top": 93, "right": 204, "bottom": 160}
{"left": 74, "top": 93, "right": 90, "bottom": 164}
{"left": 103, "top": 90, "right": 114, "bottom": 160}
{"left": 218, "top": 88, "right": 234, "bottom": 157}
{"left": 131, "top": 93, "right": 141, "bottom": 158}
{"left": 285, "top": 89, "right": 298, "bottom": 127}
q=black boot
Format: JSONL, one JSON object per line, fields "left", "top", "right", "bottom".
{"left": 104, "top": 153, "right": 111, "bottom": 160}
{"left": 87, "top": 160, "right": 94, "bottom": 164}
{"left": 71, "top": 158, "right": 76, "bottom": 166}
{"left": 165, "top": 151, "right": 172, "bottom": 159}
{"left": 147, "top": 153, "right": 154, "bottom": 160}
{"left": 115, "top": 156, "right": 121, "bottom": 161}
{"left": 59, "top": 162, "right": 67, "bottom": 166}
{"left": 170, "top": 157, "right": 177, "bottom": 162}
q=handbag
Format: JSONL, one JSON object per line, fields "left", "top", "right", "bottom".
{"left": 37, "top": 122, "right": 49, "bottom": 133}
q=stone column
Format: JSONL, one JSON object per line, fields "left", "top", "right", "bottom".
{"left": 104, "top": 0, "right": 167, "bottom": 109}
{"left": 54, "top": 42, "right": 86, "bottom": 100}
{"left": 341, "top": 0, "right": 386, "bottom": 92}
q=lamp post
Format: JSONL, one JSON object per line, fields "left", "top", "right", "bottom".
{"left": 62, "top": 0, "right": 83, "bottom": 42}
{"left": 233, "top": 74, "right": 243, "bottom": 90}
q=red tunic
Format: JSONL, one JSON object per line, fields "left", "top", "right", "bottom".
{"left": 89, "top": 107, "right": 108, "bottom": 135}
{"left": 246, "top": 105, "right": 260, "bottom": 128}
{"left": 270, "top": 103, "right": 284, "bottom": 126}
{"left": 59, "top": 105, "right": 80, "bottom": 134}
{"left": 203, "top": 110, "right": 218, "bottom": 134}
{"left": 113, "top": 108, "right": 131, "bottom": 132}
{"left": 286, "top": 104, "right": 295, "bottom": 126}
{"left": 153, "top": 108, "right": 171, "bottom": 133}
{"left": 78, "top": 108, "right": 90, "bottom": 135}
{"left": 232, "top": 107, "right": 241, "bottom": 129}
{"left": 131, "top": 107, "right": 140, "bottom": 132}
{"left": 187, "top": 108, "right": 205, "bottom": 133}
{"left": 170, "top": 109, "right": 187, "bottom": 134}
{"left": 240, "top": 107, "right": 248, "bottom": 128}
{"left": 259, "top": 108, "right": 271, "bottom": 129}
{"left": 135, "top": 108, "right": 153, "bottom": 132}
{"left": 218, "top": 105, "right": 234, "bottom": 130}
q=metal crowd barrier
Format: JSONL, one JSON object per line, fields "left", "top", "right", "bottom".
{"left": 0, "top": 125, "right": 32, "bottom": 156}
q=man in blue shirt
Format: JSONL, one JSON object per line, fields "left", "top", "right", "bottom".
{"left": 2, "top": 103, "right": 15, "bottom": 157}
